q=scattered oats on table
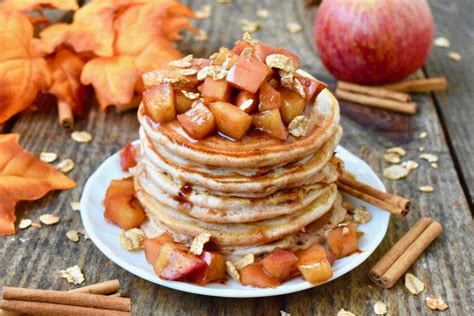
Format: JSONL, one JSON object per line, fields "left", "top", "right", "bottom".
{"left": 286, "top": 22, "right": 302, "bottom": 34}
{"left": 337, "top": 309, "right": 355, "bottom": 316}
{"left": 39, "top": 214, "right": 60, "bottom": 225}
{"left": 194, "top": 29, "right": 208, "bottom": 41}
{"left": 190, "top": 233, "right": 211, "bottom": 256}
{"left": 405, "top": 273, "right": 425, "bottom": 295}
{"left": 433, "top": 36, "right": 450, "bottom": 48}
{"left": 66, "top": 230, "right": 80, "bottom": 242}
{"left": 419, "top": 131, "right": 428, "bottom": 139}
{"left": 71, "top": 131, "right": 93, "bottom": 143}
{"left": 195, "top": 5, "right": 212, "bottom": 19}
{"left": 59, "top": 265, "right": 84, "bottom": 285}
{"left": 373, "top": 301, "right": 388, "bottom": 315}
{"left": 386, "top": 146, "right": 406, "bottom": 156}
{"left": 420, "top": 153, "right": 438, "bottom": 163}
{"left": 401, "top": 160, "right": 419, "bottom": 170}
{"left": 31, "top": 222, "right": 42, "bottom": 228}
{"left": 39, "top": 152, "right": 58, "bottom": 163}
{"left": 226, "top": 261, "right": 240, "bottom": 281}
{"left": 419, "top": 185, "right": 434, "bottom": 193}
{"left": 19, "top": 219, "right": 32, "bottom": 229}
{"left": 57, "top": 159, "right": 75, "bottom": 173}
{"left": 431, "top": 163, "right": 438, "bottom": 169}
{"left": 234, "top": 254, "right": 254, "bottom": 270}
{"left": 418, "top": 146, "right": 425, "bottom": 152}
{"left": 383, "top": 165, "right": 409, "bottom": 180}
{"left": 119, "top": 228, "right": 146, "bottom": 251}
{"left": 384, "top": 152, "right": 401, "bottom": 164}
{"left": 280, "top": 311, "right": 291, "bottom": 316}
{"left": 256, "top": 8, "right": 269, "bottom": 19}
{"left": 70, "top": 201, "right": 81, "bottom": 212}
{"left": 240, "top": 19, "right": 261, "bottom": 33}
{"left": 448, "top": 51, "right": 462, "bottom": 61}
{"left": 426, "top": 295, "right": 449, "bottom": 311}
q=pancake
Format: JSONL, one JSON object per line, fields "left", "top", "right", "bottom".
{"left": 135, "top": 171, "right": 338, "bottom": 247}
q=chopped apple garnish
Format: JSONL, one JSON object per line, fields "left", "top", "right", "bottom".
{"left": 189, "top": 251, "right": 227, "bottom": 285}
{"left": 260, "top": 249, "right": 298, "bottom": 280}
{"left": 235, "top": 91, "right": 257, "bottom": 114}
{"left": 279, "top": 87, "right": 306, "bottom": 125}
{"left": 142, "top": 69, "right": 199, "bottom": 90}
{"left": 191, "top": 58, "right": 211, "bottom": 71}
{"left": 254, "top": 42, "right": 301, "bottom": 69}
{"left": 212, "top": 47, "right": 239, "bottom": 69}
{"left": 104, "top": 178, "right": 146, "bottom": 230}
{"left": 174, "top": 90, "right": 195, "bottom": 114}
{"left": 226, "top": 55, "right": 271, "bottom": 94}
{"left": 231, "top": 40, "right": 252, "bottom": 55}
{"left": 144, "top": 233, "right": 176, "bottom": 264}
{"left": 295, "top": 73, "right": 327, "bottom": 103}
{"left": 198, "top": 77, "right": 232, "bottom": 103}
{"left": 209, "top": 101, "right": 252, "bottom": 140}
{"left": 326, "top": 223, "right": 358, "bottom": 259}
{"left": 155, "top": 243, "right": 206, "bottom": 281}
{"left": 252, "top": 108, "right": 288, "bottom": 140}
{"left": 120, "top": 143, "right": 137, "bottom": 172}
{"left": 258, "top": 81, "right": 281, "bottom": 111}
{"left": 143, "top": 83, "right": 176, "bottom": 123}
{"left": 240, "top": 263, "right": 280, "bottom": 288}
{"left": 296, "top": 243, "right": 333, "bottom": 284}
{"left": 177, "top": 102, "right": 216, "bottom": 139}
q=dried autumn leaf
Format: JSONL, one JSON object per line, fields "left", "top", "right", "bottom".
{"left": 0, "top": 137, "right": 76, "bottom": 236}
{"left": 2, "top": 0, "right": 79, "bottom": 12}
{"left": 47, "top": 49, "right": 87, "bottom": 116}
{"left": 0, "top": 10, "right": 51, "bottom": 123}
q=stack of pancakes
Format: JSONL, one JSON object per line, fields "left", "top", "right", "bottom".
{"left": 134, "top": 83, "right": 348, "bottom": 260}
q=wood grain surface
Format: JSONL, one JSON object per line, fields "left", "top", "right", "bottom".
{"left": 1, "top": 1, "right": 472, "bottom": 315}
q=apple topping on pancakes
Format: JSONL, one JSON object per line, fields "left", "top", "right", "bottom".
{"left": 106, "top": 35, "right": 363, "bottom": 288}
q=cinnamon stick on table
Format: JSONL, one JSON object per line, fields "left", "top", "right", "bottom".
{"left": 379, "top": 77, "right": 448, "bottom": 93}
{"left": 57, "top": 101, "right": 74, "bottom": 129}
{"left": 337, "top": 81, "right": 412, "bottom": 102}
{"left": 369, "top": 217, "right": 443, "bottom": 288}
{"left": 69, "top": 279, "right": 120, "bottom": 295}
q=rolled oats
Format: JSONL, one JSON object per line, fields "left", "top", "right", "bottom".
{"left": 383, "top": 165, "right": 409, "bottom": 180}
{"left": 426, "top": 295, "right": 448, "bottom": 311}
{"left": 39, "top": 214, "right": 60, "bottom": 225}
{"left": 195, "top": 5, "right": 212, "bottom": 19}
{"left": 70, "top": 201, "right": 81, "bottom": 212}
{"left": 401, "top": 160, "right": 419, "bottom": 170}
{"left": 448, "top": 52, "right": 462, "bottom": 61}
{"left": 40, "top": 152, "right": 58, "bottom": 163}
{"left": 288, "top": 115, "right": 309, "bottom": 137}
{"left": 60, "top": 265, "right": 84, "bottom": 285}
{"left": 420, "top": 153, "right": 438, "bottom": 163}
{"left": 433, "top": 36, "right": 450, "bottom": 48}
{"left": 387, "top": 147, "right": 406, "bottom": 156}
{"left": 234, "top": 254, "right": 255, "bottom": 270}
{"left": 353, "top": 206, "right": 372, "bottom": 224}
{"left": 71, "top": 131, "right": 93, "bottom": 143}
{"left": 197, "top": 66, "right": 227, "bottom": 81}
{"left": 256, "top": 8, "right": 269, "bottom": 19}
{"left": 419, "top": 185, "right": 434, "bottom": 193}
{"left": 286, "top": 22, "right": 302, "bottom": 34}
{"left": 226, "top": 261, "right": 240, "bottom": 281}
{"left": 169, "top": 54, "right": 193, "bottom": 68}
{"left": 405, "top": 273, "right": 424, "bottom": 295}
{"left": 384, "top": 152, "right": 401, "bottom": 164}
{"left": 373, "top": 301, "right": 388, "bottom": 315}
{"left": 190, "top": 233, "right": 211, "bottom": 256}
{"left": 57, "top": 159, "right": 75, "bottom": 173}
{"left": 119, "top": 228, "right": 146, "bottom": 251}
{"left": 337, "top": 309, "right": 355, "bottom": 316}
{"left": 240, "top": 19, "right": 261, "bottom": 33}
{"left": 265, "top": 54, "right": 295, "bottom": 72}
{"left": 19, "top": 219, "right": 32, "bottom": 229}
{"left": 66, "top": 230, "right": 80, "bottom": 242}
{"left": 194, "top": 29, "right": 208, "bottom": 42}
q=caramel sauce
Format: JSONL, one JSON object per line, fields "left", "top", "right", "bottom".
{"left": 174, "top": 183, "right": 193, "bottom": 205}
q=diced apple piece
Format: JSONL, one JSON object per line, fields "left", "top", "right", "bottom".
{"left": 174, "top": 90, "right": 195, "bottom": 114}
{"left": 240, "top": 263, "right": 280, "bottom": 288}
{"left": 155, "top": 243, "right": 206, "bottom": 280}
{"left": 212, "top": 47, "right": 239, "bottom": 69}
{"left": 144, "top": 233, "right": 175, "bottom": 264}
{"left": 252, "top": 109, "right": 288, "bottom": 140}
{"left": 226, "top": 55, "right": 271, "bottom": 94}
{"left": 258, "top": 81, "right": 281, "bottom": 111}
{"left": 326, "top": 223, "right": 359, "bottom": 259}
{"left": 267, "top": 76, "right": 281, "bottom": 90}
{"left": 260, "top": 249, "right": 298, "bottom": 280}
{"left": 120, "top": 143, "right": 137, "bottom": 172}
{"left": 143, "top": 83, "right": 176, "bottom": 123}
{"left": 295, "top": 73, "right": 327, "bottom": 103}
{"left": 191, "top": 58, "right": 211, "bottom": 70}
{"left": 279, "top": 87, "right": 306, "bottom": 125}
{"left": 208, "top": 101, "right": 252, "bottom": 140}
{"left": 142, "top": 69, "right": 199, "bottom": 90}
{"left": 198, "top": 77, "right": 232, "bottom": 103}
{"left": 326, "top": 249, "right": 336, "bottom": 266}
{"left": 231, "top": 40, "right": 252, "bottom": 55}
{"left": 254, "top": 42, "right": 301, "bottom": 69}
{"left": 296, "top": 243, "right": 333, "bottom": 284}
{"left": 104, "top": 178, "right": 146, "bottom": 230}
{"left": 177, "top": 102, "right": 216, "bottom": 139}
{"left": 189, "top": 251, "right": 227, "bottom": 285}
{"left": 235, "top": 91, "right": 257, "bottom": 114}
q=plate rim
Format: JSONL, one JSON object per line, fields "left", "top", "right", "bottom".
{"left": 80, "top": 144, "right": 389, "bottom": 298}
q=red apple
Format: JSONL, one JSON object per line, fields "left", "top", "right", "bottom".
{"left": 314, "top": 0, "right": 433, "bottom": 84}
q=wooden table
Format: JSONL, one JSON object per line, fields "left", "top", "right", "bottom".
{"left": 1, "top": 0, "right": 472, "bottom": 314}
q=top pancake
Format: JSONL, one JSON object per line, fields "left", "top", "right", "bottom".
{"left": 138, "top": 75, "right": 340, "bottom": 169}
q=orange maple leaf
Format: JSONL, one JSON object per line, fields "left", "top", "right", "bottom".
{"left": 2, "top": 0, "right": 79, "bottom": 12}
{"left": 0, "top": 135, "right": 76, "bottom": 236}
{"left": 47, "top": 49, "right": 87, "bottom": 115}
{"left": 0, "top": 10, "right": 51, "bottom": 123}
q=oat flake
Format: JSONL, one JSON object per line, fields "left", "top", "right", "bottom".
{"left": 194, "top": 29, "right": 208, "bottom": 42}
{"left": 57, "top": 159, "right": 75, "bottom": 173}
{"left": 353, "top": 206, "right": 372, "bottom": 224}
{"left": 433, "top": 36, "right": 450, "bottom": 48}
{"left": 60, "top": 265, "right": 84, "bottom": 285}
{"left": 226, "top": 261, "right": 240, "bottom": 281}
{"left": 39, "top": 152, "right": 58, "bottom": 163}
{"left": 119, "top": 228, "right": 146, "bottom": 251}
{"left": 240, "top": 19, "right": 261, "bottom": 33}
{"left": 418, "top": 146, "right": 425, "bottom": 152}
{"left": 374, "top": 301, "right": 388, "bottom": 315}
{"left": 431, "top": 163, "right": 438, "bottom": 169}
{"left": 337, "top": 309, "right": 355, "bottom": 316}
{"left": 280, "top": 311, "right": 290, "bottom": 316}
{"left": 383, "top": 165, "right": 409, "bottom": 180}
{"left": 195, "top": 5, "right": 212, "bottom": 19}
{"left": 181, "top": 90, "right": 200, "bottom": 100}
{"left": 19, "top": 219, "right": 32, "bottom": 229}
{"left": 39, "top": 214, "right": 60, "bottom": 225}
{"left": 197, "top": 65, "right": 227, "bottom": 81}
{"left": 71, "top": 131, "right": 93, "bottom": 143}
{"left": 387, "top": 147, "right": 406, "bottom": 156}
{"left": 419, "top": 131, "right": 428, "bottom": 139}
{"left": 70, "top": 201, "right": 80, "bottom": 212}
{"left": 169, "top": 54, "right": 193, "bottom": 68}
{"left": 448, "top": 52, "right": 462, "bottom": 61}
{"left": 286, "top": 22, "right": 302, "bottom": 34}
{"left": 190, "top": 233, "right": 211, "bottom": 256}
{"left": 256, "top": 8, "right": 269, "bottom": 19}
{"left": 419, "top": 185, "right": 434, "bottom": 193}
{"left": 420, "top": 153, "right": 438, "bottom": 163}
{"left": 405, "top": 273, "right": 424, "bottom": 295}
{"left": 234, "top": 254, "right": 255, "bottom": 270}
{"left": 401, "top": 160, "right": 419, "bottom": 170}
{"left": 66, "top": 230, "right": 80, "bottom": 242}
{"left": 31, "top": 222, "right": 42, "bottom": 228}
{"left": 265, "top": 54, "right": 295, "bottom": 72}
{"left": 384, "top": 152, "right": 401, "bottom": 164}
{"left": 288, "top": 115, "right": 309, "bottom": 137}
{"left": 426, "top": 295, "right": 448, "bottom": 311}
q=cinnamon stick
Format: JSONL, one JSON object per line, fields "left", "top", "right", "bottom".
{"left": 2, "top": 287, "right": 131, "bottom": 312}
{"left": 369, "top": 217, "right": 433, "bottom": 283}
{"left": 379, "top": 77, "right": 448, "bottom": 93}
{"left": 380, "top": 221, "right": 443, "bottom": 288}
{"left": 69, "top": 280, "right": 120, "bottom": 295}
{"left": 336, "top": 182, "right": 408, "bottom": 217}
{"left": 337, "top": 81, "right": 411, "bottom": 102}
{"left": 0, "top": 300, "right": 129, "bottom": 316}
{"left": 339, "top": 172, "right": 410, "bottom": 213}
{"left": 335, "top": 88, "right": 417, "bottom": 114}
{"left": 57, "top": 101, "right": 74, "bottom": 129}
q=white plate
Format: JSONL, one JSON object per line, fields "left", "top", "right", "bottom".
{"left": 81, "top": 144, "right": 389, "bottom": 298}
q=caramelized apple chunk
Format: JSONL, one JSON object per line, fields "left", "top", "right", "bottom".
{"left": 295, "top": 73, "right": 327, "bottom": 103}
{"left": 234, "top": 91, "right": 257, "bottom": 114}
{"left": 226, "top": 55, "right": 271, "bottom": 94}
{"left": 240, "top": 263, "right": 280, "bottom": 288}
{"left": 143, "top": 83, "right": 176, "bottom": 123}
{"left": 296, "top": 244, "right": 333, "bottom": 284}
{"left": 189, "top": 251, "right": 227, "bottom": 285}
{"left": 177, "top": 101, "right": 216, "bottom": 139}
{"left": 326, "top": 223, "right": 359, "bottom": 259}
{"left": 212, "top": 47, "right": 239, "bottom": 69}
{"left": 103, "top": 178, "right": 146, "bottom": 230}
{"left": 279, "top": 87, "right": 306, "bottom": 125}
{"left": 174, "top": 89, "right": 196, "bottom": 114}
{"left": 198, "top": 77, "right": 232, "bottom": 103}
{"left": 260, "top": 249, "right": 298, "bottom": 280}
{"left": 258, "top": 81, "right": 281, "bottom": 111}
{"left": 252, "top": 109, "right": 288, "bottom": 140}
{"left": 209, "top": 101, "right": 252, "bottom": 140}
{"left": 155, "top": 243, "right": 206, "bottom": 281}
{"left": 254, "top": 42, "right": 301, "bottom": 69}
{"left": 144, "top": 233, "right": 177, "bottom": 265}
{"left": 120, "top": 143, "right": 137, "bottom": 172}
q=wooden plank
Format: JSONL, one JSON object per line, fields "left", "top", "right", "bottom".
{"left": 1, "top": 0, "right": 472, "bottom": 315}
{"left": 424, "top": 0, "right": 474, "bottom": 205}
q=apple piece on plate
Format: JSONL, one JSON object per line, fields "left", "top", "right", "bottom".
{"left": 174, "top": 89, "right": 195, "bottom": 114}
{"left": 143, "top": 83, "right": 176, "bottom": 123}
{"left": 189, "top": 251, "right": 227, "bottom": 285}
{"left": 260, "top": 249, "right": 298, "bottom": 280}
{"left": 209, "top": 101, "right": 252, "bottom": 140}
{"left": 155, "top": 243, "right": 206, "bottom": 280}
{"left": 226, "top": 55, "right": 271, "bottom": 94}
{"left": 235, "top": 91, "right": 257, "bottom": 114}
{"left": 252, "top": 108, "right": 288, "bottom": 140}
{"left": 240, "top": 263, "right": 280, "bottom": 288}
{"left": 212, "top": 47, "right": 239, "bottom": 69}
{"left": 120, "top": 143, "right": 137, "bottom": 172}
{"left": 279, "top": 87, "right": 306, "bottom": 125}
{"left": 231, "top": 40, "right": 252, "bottom": 55}
{"left": 326, "top": 223, "right": 359, "bottom": 259}
{"left": 254, "top": 42, "right": 301, "bottom": 69}
{"left": 177, "top": 102, "right": 216, "bottom": 139}
{"left": 142, "top": 69, "right": 199, "bottom": 90}
{"left": 296, "top": 243, "right": 333, "bottom": 284}
{"left": 144, "top": 233, "right": 177, "bottom": 264}
{"left": 258, "top": 81, "right": 281, "bottom": 111}
{"left": 295, "top": 73, "right": 327, "bottom": 103}
{"left": 103, "top": 178, "right": 146, "bottom": 230}
{"left": 198, "top": 77, "right": 232, "bottom": 103}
